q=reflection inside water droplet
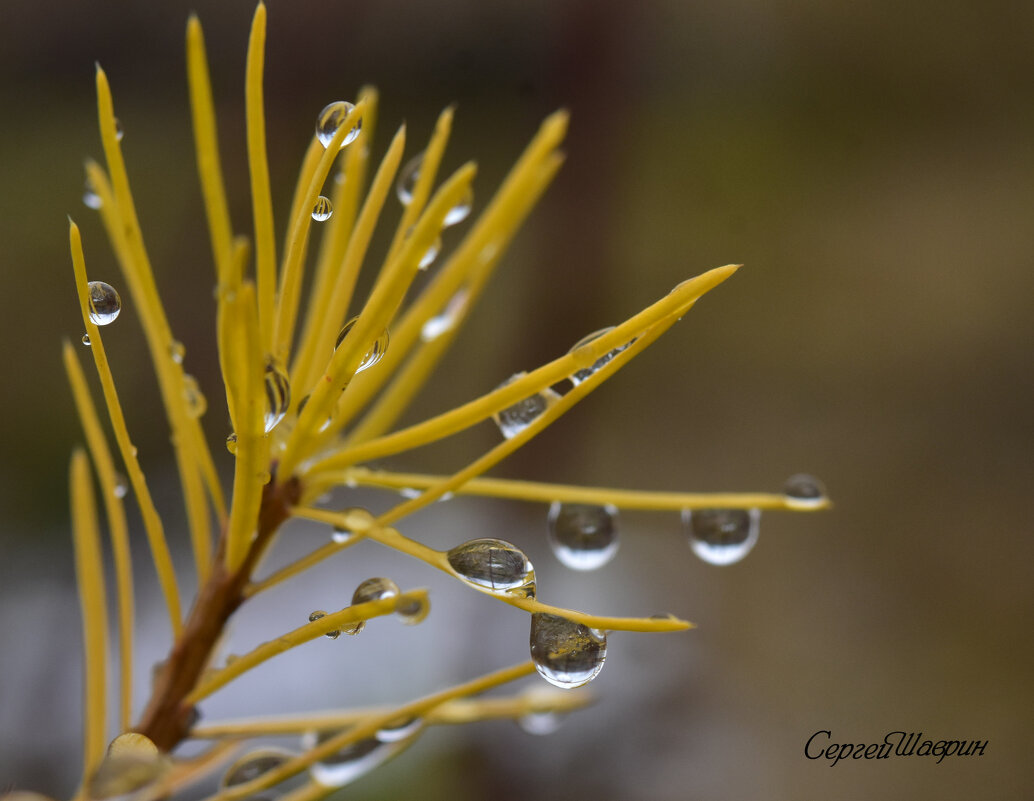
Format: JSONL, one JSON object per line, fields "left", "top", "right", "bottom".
{"left": 263, "top": 360, "right": 291, "bottom": 433}
{"left": 547, "top": 502, "right": 619, "bottom": 571}
{"left": 220, "top": 749, "right": 294, "bottom": 788}
{"left": 316, "top": 101, "right": 361, "bottom": 150}
{"left": 308, "top": 610, "right": 341, "bottom": 639}
{"left": 529, "top": 613, "right": 607, "bottom": 689}
{"left": 492, "top": 373, "right": 560, "bottom": 439}
{"left": 87, "top": 281, "right": 121, "bottom": 325}
{"left": 782, "top": 473, "right": 827, "bottom": 509}
{"left": 446, "top": 538, "right": 535, "bottom": 593}
{"left": 567, "top": 327, "right": 634, "bottom": 385}
{"left": 683, "top": 508, "right": 760, "bottom": 565}
{"left": 335, "top": 317, "right": 389, "bottom": 373}
{"left": 396, "top": 151, "right": 423, "bottom": 205}
{"left": 312, "top": 195, "right": 334, "bottom": 222}
{"left": 343, "top": 577, "right": 400, "bottom": 636}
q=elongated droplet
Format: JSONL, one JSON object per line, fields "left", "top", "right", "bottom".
{"left": 547, "top": 502, "right": 619, "bottom": 571}
{"left": 529, "top": 613, "right": 607, "bottom": 689}
{"left": 168, "top": 339, "right": 185, "bottom": 364}
{"left": 683, "top": 508, "right": 760, "bottom": 565}
{"left": 87, "top": 281, "right": 121, "bottom": 325}
{"left": 308, "top": 610, "right": 341, "bottom": 639}
{"left": 567, "top": 327, "right": 634, "bottom": 385}
{"left": 396, "top": 151, "right": 423, "bottom": 205}
{"left": 220, "top": 749, "right": 294, "bottom": 787}
{"left": 376, "top": 716, "right": 423, "bottom": 743}
{"left": 182, "top": 374, "right": 207, "bottom": 419}
{"left": 304, "top": 729, "right": 414, "bottom": 789}
{"left": 263, "top": 360, "right": 291, "bottom": 433}
{"left": 446, "top": 538, "right": 535, "bottom": 593}
{"left": 418, "top": 235, "right": 441, "bottom": 270}
{"left": 782, "top": 473, "right": 827, "bottom": 509}
{"left": 343, "top": 577, "right": 400, "bottom": 636}
{"left": 335, "top": 317, "right": 389, "bottom": 373}
{"left": 492, "top": 373, "right": 560, "bottom": 439}
{"left": 316, "top": 101, "right": 361, "bottom": 149}
{"left": 83, "top": 178, "right": 102, "bottom": 209}
{"left": 443, "top": 185, "right": 474, "bottom": 226}
{"left": 421, "top": 287, "right": 470, "bottom": 342}
{"left": 312, "top": 195, "right": 334, "bottom": 222}
{"left": 82, "top": 333, "right": 91, "bottom": 346}
{"left": 225, "top": 433, "right": 237, "bottom": 454}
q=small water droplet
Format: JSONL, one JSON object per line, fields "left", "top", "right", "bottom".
{"left": 316, "top": 101, "right": 362, "bottom": 150}
{"left": 683, "top": 508, "right": 760, "bottom": 565}
{"left": 168, "top": 340, "right": 185, "bottom": 364}
{"left": 87, "top": 281, "right": 121, "bottom": 325}
{"left": 182, "top": 374, "right": 207, "bottom": 419}
{"left": 782, "top": 473, "right": 827, "bottom": 509}
{"left": 395, "top": 595, "right": 429, "bottom": 626}
{"left": 547, "top": 502, "right": 619, "bottom": 571}
{"left": 343, "top": 577, "right": 400, "bottom": 636}
{"left": 304, "top": 729, "right": 412, "bottom": 789}
{"left": 113, "top": 117, "right": 124, "bottom": 142}
{"left": 443, "top": 185, "right": 474, "bottom": 227}
{"left": 446, "top": 538, "right": 535, "bottom": 593}
{"left": 376, "top": 716, "right": 423, "bottom": 743}
{"left": 517, "top": 710, "right": 563, "bottom": 736}
{"left": 334, "top": 317, "right": 389, "bottom": 373}
{"left": 308, "top": 610, "right": 341, "bottom": 639}
{"left": 263, "top": 359, "right": 291, "bottom": 433}
{"left": 220, "top": 749, "right": 294, "bottom": 788}
{"left": 396, "top": 151, "right": 423, "bottom": 205}
{"left": 567, "top": 327, "right": 634, "bottom": 385}
{"left": 113, "top": 473, "right": 128, "bottom": 499}
{"left": 225, "top": 432, "right": 238, "bottom": 454}
{"left": 82, "top": 333, "right": 91, "bottom": 346}
{"left": 331, "top": 525, "right": 352, "bottom": 544}
{"left": 312, "top": 195, "right": 334, "bottom": 222}
{"left": 492, "top": 373, "right": 560, "bottom": 439}
{"left": 421, "top": 287, "right": 470, "bottom": 342}
{"left": 398, "top": 487, "right": 421, "bottom": 499}
{"left": 529, "top": 613, "right": 607, "bottom": 689}
{"left": 83, "top": 179, "right": 102, "bottom": 210}
{"left": 418, "top": 235, "right": 441, "bottom": 270}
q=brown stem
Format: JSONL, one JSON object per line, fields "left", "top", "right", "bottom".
{"left": 136, "top": 474, "right": 300, "bottom": 751}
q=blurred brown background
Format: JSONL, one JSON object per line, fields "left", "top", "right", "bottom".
{"left": 1, "top": 1, "right": 1032, "bottom": 799}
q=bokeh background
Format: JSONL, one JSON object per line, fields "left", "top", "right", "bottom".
{"left": 1, "top": 1, "right": 1032, "bottom": 799}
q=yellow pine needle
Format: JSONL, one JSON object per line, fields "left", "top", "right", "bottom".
{"left": 94, "top": 69, "right": 225, "bottom": 582}
{"left": 291, "top": 86, "right": 379, "bottom": 395}
{"left": 283, "top": 160, "right": 477, "bottom": 475}
{"left": 324, "top": 467, "right": 831, "bottom": 512}
{"left": 311, "top": 264, "right": 738, "bottom": 475}
{"left": 186, "top": 14, "right": 234, "bottom": 286}
{"left": 219, "top": 283, "right": 269, "bottom": 571}
{"left": 70, "top": 449, "right": 109, "bottom": 781}
{"left": 68, "top": 220, "right": 182, "bottom": 635}
{"left": 245, "top": 2, "right": 276, "bottom": 352}
{"left": 185, "top": 589, "right": 429, "bottom": 704}
{"left": 63, "top": 343, "right": 134, "bottom": 733}
{"left": 289, "top": 124, "right": 407, "bottom": 400}
{"left": 190, "top": 689, "right": 591, "bottom": 738}
{"left": 200, "top": 661, "right": 537, "bottom": 801}
{"left": 272, "top": 100, "right": 367, "bottom": 365}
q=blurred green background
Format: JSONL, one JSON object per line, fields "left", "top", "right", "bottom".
{"left": 1, "top": 1, "right": 1032, "bottom": 799}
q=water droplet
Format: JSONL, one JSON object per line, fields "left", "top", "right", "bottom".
{"left": 312, "top": 195, "right": 334, "bottom": 222}
{"left": 421, "top": 287, "right": 470, "bottom": 342}
{"left": 113, "top": 473, "right": 128, "bottom": 499}
{"left": 398, "top": 487, "right": 421, "bottom": 499}
{"left": 87, "top": 281, "right": 121, "bottom": 325}
{"left": 529, "top": 613, "right": 607, "bottom": 689}
{"left": 168, "top": 340, "right": 185, "bottom": 364}
{"left": 683, "top": 508, "right": 760, "bottom": 565}
{"left": 567, "top": 327, "right": 634, "bottom": 385}
{"left": 343, "top": 577, "right": 400, "bottom": 636}
{"left": 263, "top": 360, "right": 291, "bottom": 433}
{"left": 782, "top": 473, "right": 827, "bottom": 509}
{"left": 395, "top": 595, "right": 429, "bottom": 626}
{"left": 304, "top": 729, "right": 413, "bottom": 789}
{"left": 479, "top": 241, "right": 499, "bottom": 263}
{"left": 316, "top": 101, "right": 362, "bottom": 150}
{"left": 182, "top": 374, "right": 207, "bottom": 419}
{"left": 446, "top": 538, "right": 535, "bottom": 593}
{"left": 443, "top": 185, "right": 474, "bottom": 226}
{"left": 376, "top": 716, "right": 423, "bottom": 743}
{"left": 83, "top": 179, "right": 102, "bottom": 209}
{"left": 334, "top": 317, "right": 389, "bottom": 373}
{"left": 547, "top": 502, "right": 619, "bottom": 571}
{"left": 492, "top": 373, "right": 560, "bottom": 439}
{"left": 220, "top": 749, "right": 294, "bottom": 787}
{"left": 82, "top": 333, "right": 91, "bottom": 346}
{"left": 113, "top": 117, "right": 124, "bottom": 142}
{"left": 308, "top": 610, "right": 341, "bottom": 640}
{"left": 517, "top": 710, "right": 563, "bottom": 736}
{"left": 331, "top": 526, "right": 352, "bottom": 544}
{"left": 88, "top": 733, "right": 164, "bottom": 799}
{"left": 225, "top": 433, "right": 238, "bottom": 454}
{"left": 396, "top": 151, "right": 423, "bottom": 205}
{"left": 418, "top": 235, "right": 441, "bottom": 270}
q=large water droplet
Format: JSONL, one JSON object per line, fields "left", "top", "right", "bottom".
{"left": 683, "top": 508, "right": 760, "bottom": 565}
{"left": 420, "top": 287, "right": 470, "bottom": 342}
{"left": 547, "top": 502, "right": 619, "bottom": 571}
{"left": 396, "top": 152, "right": 423, "bottom": 205}
{"left": 492, "top": 373, "right": 560, "bottom": 439}
{"left": 220, "top": 749, "right": 294, "bottom": 787}
{"left": 312, "top": 195, "right": 334, "bottom": 222}
{"left": 304, "top": 729, "right": 414, "bottom": 789}
{"left": 263, "top": 360, "right": 291, "bottom": 433}
{"left": 446, "top": 538, "right": 535, "bottom": 593}
{"left": 418, "top": 235, "right": 441, "bottom": 270}
{"left": 343, "top": 577, "right": 400, "bottom": 636}
{"left": 529, "top": 613, "right": 607, "bottom": 689}
{"left": 567, "top": 327, "right": 634, "bottom": 385}
{"left": 782, "top": 473, "right": 827, "bottom": 509}
{"left": 308, "top": 610, "right": 341, "bottom": 639}
{"left": 316, "top": 101, "right": 362, "bottom": 150}
{"left": 87, "top": 281, "right": 121, "bottom": 325}
{"left": 334, "top": 317, "right": 389, "bottom": 373}
{"left": 443, "top": 186, "right": 473, "bottom": 227}
{"left": 83, "top": 178, "right": 102, "bottom": 210}
{"left": 182, "top": 374, "right": 207, "bottom": 419}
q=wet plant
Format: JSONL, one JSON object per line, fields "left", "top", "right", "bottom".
{"left": 7, "top": 5, "right": 829, "bottom": 800}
